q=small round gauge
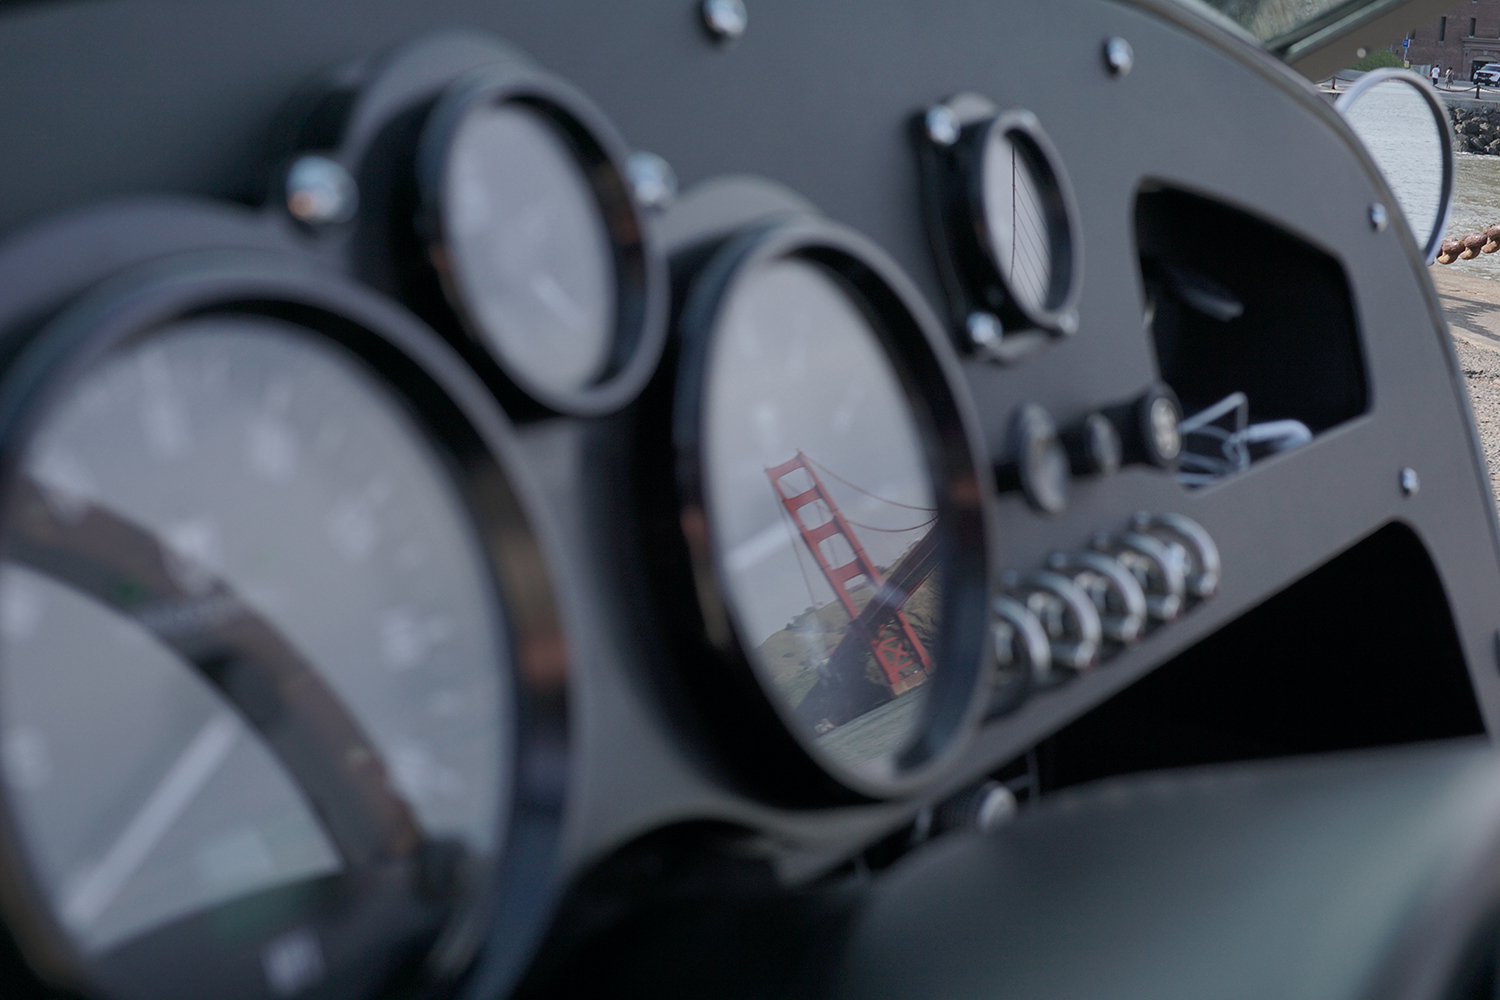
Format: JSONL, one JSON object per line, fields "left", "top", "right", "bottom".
{"left": 419, "top": 71, "right": 664, "bottom": 415}
{"left": 0, "top": 261, "right": 566, "bottom": 1000}
{"left": 918, "top": 94, "right": 1082, "bottom": 361}
{"left": 670, "top": 218, "right": 988, "bottom": 797}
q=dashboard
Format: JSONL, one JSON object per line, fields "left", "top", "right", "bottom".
{"left": 0, "top": 1, "right": 1498, "bottom": 998}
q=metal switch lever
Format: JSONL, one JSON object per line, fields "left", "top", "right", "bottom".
{"left": 1046, "top": 550, "right": 1147, "bottom": 644}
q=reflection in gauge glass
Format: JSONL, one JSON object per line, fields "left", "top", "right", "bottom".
{"left": 702, "top": 258, "right": 941, "bottom": 782}
{"left": 441, "top": 101, "right": 616, "bottom": 395}
{"left": 0, "top": 317, "right": 509, "bottom": 965}
{"left": 983, "top": 128, "right": 1052, "bottom": 315}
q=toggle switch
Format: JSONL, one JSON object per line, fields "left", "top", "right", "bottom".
{"left": 1131, "top": 512, "right": 1220, "bottom": 599}
{"left": 1046, "top": 550, "right": 1147, "bottom": 644}
{"left": 1002, "top": 570, "right": 1102, "bottom": 674}
{"left": 1092, "top": 530, "right": 1185, "bottom": 622}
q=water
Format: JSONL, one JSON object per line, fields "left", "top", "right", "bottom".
{"left": 1443, "top": 154, "right": 1500, "bottom": 280}
{"left": 1339, "top": 81, "right": 1500, "bottom": 278}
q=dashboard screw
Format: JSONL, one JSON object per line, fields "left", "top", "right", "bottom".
{"left": 701, "top": 0, "right": 748, "bottom": 42}
{"left": 966, "top": 311, "right": 1004, "bottom": 355}
{"left": 1400, "top": 467, "right": 1420, "bottom": 496}
{"left": 925, "top": 103, "right": 961, "bottom": 146}
{"left": 1103, "top": 37, "right": 1134, "bottom": 77}
{"left": 626, "top": 150, "right": 678, "bottom": 210}
{"left": 1370, "top": 202, "right": 1389, "bottom": 232}
{"left": 285, "top": 155, "right": 358, "bottom": 227}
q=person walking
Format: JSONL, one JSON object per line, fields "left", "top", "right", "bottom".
{"left": 1447, "top": 66, "right": 1455, "bottom": 89}
{"left": 1432, "top": 63, "right": 1442, "bottom": 86}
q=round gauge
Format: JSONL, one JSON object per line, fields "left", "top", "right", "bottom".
{"left": 0, "top": 261, "right": 566, "bottom": 1000}
{"left": 419, "top": 71, "right": 664, "bottom": 416}
{"left": 918, "top": 95, "right": 1082, "bottom": 361}
{"left": 670, "top": 218, "right": 989, "bottom": 797}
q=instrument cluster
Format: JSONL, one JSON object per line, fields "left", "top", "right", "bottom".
{"left": 0, "top": 3, "right": 1492, "bottom": 1000}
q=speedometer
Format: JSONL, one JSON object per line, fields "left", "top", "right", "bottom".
{"left": 0, "top": 256, "right": 567, "bottom": 1000}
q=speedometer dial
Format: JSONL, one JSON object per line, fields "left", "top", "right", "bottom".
{"left": 0, "top": 260, "right": 566, "bottom": 1000}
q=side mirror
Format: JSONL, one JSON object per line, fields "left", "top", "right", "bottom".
{"left": 1335, "top": 68, "right": 1454, "bottom": 263}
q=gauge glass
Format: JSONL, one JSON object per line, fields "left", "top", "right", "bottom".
{"left": 702, "top": 257, "right": 940, "bottom": 783}
{"left": 0, "top": 316, "right": 508, "bottom": 963}
{"left": 982, "top": 127, "right": 1052, "bottom": 315}
{"left": 442, "top": 100, "right": 617, "bottom": 395}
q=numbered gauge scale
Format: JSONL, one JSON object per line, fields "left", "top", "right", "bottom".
{"left": 0, "top": 255, "right": 567, "bottom": 1000}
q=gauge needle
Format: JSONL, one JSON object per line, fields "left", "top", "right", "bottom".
{"left": 60, "top": 712, "right": 238, "bottom": 932}
{"left": 7, "top": 473, "right": 423, "bottom": 868}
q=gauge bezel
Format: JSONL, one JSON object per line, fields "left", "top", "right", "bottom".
{"left": 663, "top": 214, "right": 992, "bottom": 802}
{"left": 416, "top": 65, "right": 667, "bottom": 417}
{"left": 917, "top": 93, "right": 1084, "bottom": 363}
{"left": 0, "top": 252, "right": 570, "bottom": 1000}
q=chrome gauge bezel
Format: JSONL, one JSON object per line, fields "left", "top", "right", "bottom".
{"left": 917, "top": 93, "right": 1084, "bottom": 363}
{"left": 1333, "top": 68, "right": 1455, "bottom": 265}
{"left": 0, "top": 250, "right": 570, "bottom": 1000}
{"left": 661, "top": 213, "right": 992, "bottom": 802}
{"left": 416, "top": 65, "right": 667, "bottom": 417}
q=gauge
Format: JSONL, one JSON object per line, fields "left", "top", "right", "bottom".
{"left": 666, "top": 216, "right": 988, "bottom": 798}
{"left": 0, "top": 259, "right": 567, "bottom": 1000}
{"left": 918, "top": 93, "right": 1082, "bottom": 362}
{"left": 418, "top": 67, "right": 664, "bottom": 415}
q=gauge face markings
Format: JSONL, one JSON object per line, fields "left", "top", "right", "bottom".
{"left": 701, "top": 256, "right": 944, "bottom": 785}
{"left": 0, "top": 316, "right": 511, "bottom": 960}
{"left": 442, "top": 100, "right": 617, "bottom": 396}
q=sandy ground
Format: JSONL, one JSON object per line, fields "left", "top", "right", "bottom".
{"left": 1431, "top": 266, "right": 1500, "bottom": 507}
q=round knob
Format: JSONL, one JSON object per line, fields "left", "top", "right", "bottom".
{"left": 1092, "top": 531, "right": 1185, "bottom": 622}
{"left": 1131, "top": 512, "right": 1220, "bottom": 599}
{"left": 989, "top": 595, "right": 1050, "bottom": 715}
{"left": 997, "top": 403, "right": 1070, "bottom": 514}
{"left": 1045, "top": 550, "right": 1147, "bottom": 644}
{"left": 1002, "top": 570, "right": 1102, "bottom": 674}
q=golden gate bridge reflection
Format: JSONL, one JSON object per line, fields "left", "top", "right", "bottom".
{"left": 763, "top": 451, "right": 939, "bottom": 732}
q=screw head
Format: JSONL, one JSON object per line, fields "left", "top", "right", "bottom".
{"left": 925, "top": 104, "right": 961, "bottom": 146}
{"left": 626, "top": 150, "right": 677, "bottom": 210}
{"left": 1370, "top": 202, "right": 1389, "bottom": 232}
{"left": 966, "top": 311, "right": 1003, "bottom": 353}
{"left": 1400, "top": 467, "right": 1420, "bottom": 496}
{"left": 1356, "top": 47, "right": 1369, "bottom": 59}
{"left": 702, "top": 0, "right": 748, "bottom": 41}
{"left": 1103, "top": 37, "right": 1134, "bottom": 77}
{"left": 285, "top": 155, "right": 358, "bottom": 227}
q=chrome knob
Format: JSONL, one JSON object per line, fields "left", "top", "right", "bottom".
{"left": 1046, "top": 550, "right": 1147, "bottom": 644}
{"left": 1002, "top": 570, "right": 1102, "bottom": 674}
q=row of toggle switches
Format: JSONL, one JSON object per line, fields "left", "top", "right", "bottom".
{"left": 987, "top": 512, "right": 1219, "bottom": 716}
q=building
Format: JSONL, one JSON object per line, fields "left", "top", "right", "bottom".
{"left": 1402, "top": 1, "right": 1500, "bottom": 80}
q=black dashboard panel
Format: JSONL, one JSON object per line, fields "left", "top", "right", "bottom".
{"left": 0, "top": 1, "right": 1498, "bottom": 998}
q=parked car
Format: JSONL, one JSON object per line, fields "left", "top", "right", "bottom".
{"left": 0, "top": 1, "right": 1489, "bottom": 999}
{"left": 1475, "top": 61, "right": 1500, "bottom": 85}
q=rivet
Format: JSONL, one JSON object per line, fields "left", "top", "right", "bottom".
{"left": 1400, "top": 467, "right": 1420, "bottom": 496}
{"left": 925, "top": 104, "right": 961, "bottom": 146}
{"left": 626, "top": 151, "right": 678, "bottom": 210}
{"left": 285, "top": 155, "right": 358, "bottom": 227}
{"left": 1356, "top": 46, "right": 1369, "bottom": 59}
{"left": 701, "top": 0, "right": 748, "bottom": 42}
{"left": 1103, "top": 37, "right": 1134, "bottom": 77}
{"left": 1056, "top": 309, "right": 1079, "bottom": 336}
{"left": 1370, "top": 202, "right": 1389, "bottom": 232}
